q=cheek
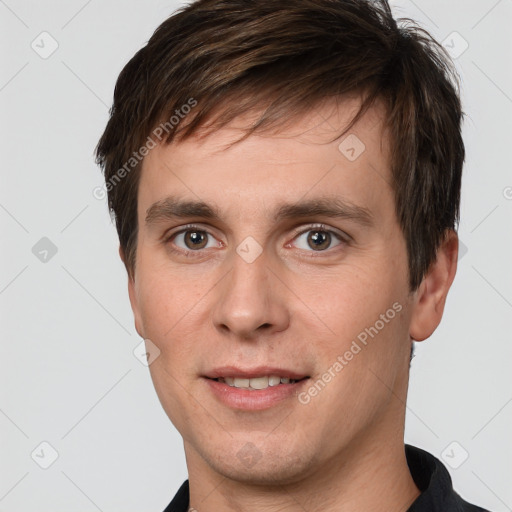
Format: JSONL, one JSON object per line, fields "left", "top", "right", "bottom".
{"left": 296, "top": 259, "right": 402, "bottom": 342}
{"left": 138, "top": 283, "right": 171, "bottom": 339}
{"left": 136, "top": 259, "right": 199, "bottom": 336}
{"left": 296, "top": 258, "right": 410, "bottom": 414}
{"left": 137, "top": 273, "right": 204, "bottom": 430}
{"left": 136, "top": 267, "right": 214, "bottom": 384}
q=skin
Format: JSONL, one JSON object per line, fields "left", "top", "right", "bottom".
{"left": 121, "top": 96, "right": 459, "bottom": 512}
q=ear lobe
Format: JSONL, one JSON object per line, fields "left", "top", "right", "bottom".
{"left": 409, "top": 230, "right": 459, "bottom": 342}
{"left": 119, "top": 245, "right": 145, "bottom": 338}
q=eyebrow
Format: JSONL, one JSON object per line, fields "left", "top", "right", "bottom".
{"left": 145, "top": 195, "right": 374, "bottom": 228}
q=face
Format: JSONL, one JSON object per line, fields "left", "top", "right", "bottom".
{"left": 125, "top": 97, "right": 439, "bottom": 485}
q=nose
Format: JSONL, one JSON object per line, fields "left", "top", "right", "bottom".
{"left": 211, "top": 248, "right": 290, "bottom": 340}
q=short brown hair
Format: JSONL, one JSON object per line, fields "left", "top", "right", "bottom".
{"left": 95, "top": 0, "right": 465, "bottom": 291}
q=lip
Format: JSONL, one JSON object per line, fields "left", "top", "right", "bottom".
{"left": 204, "top": 376, "right": 309, "bottom": 410}
{"left": 203, "top": 365, "right": 309, "bottom": 380}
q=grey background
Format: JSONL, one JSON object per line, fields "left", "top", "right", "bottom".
{"left": 1, "top": 0, "right": 511, "bottom": 511}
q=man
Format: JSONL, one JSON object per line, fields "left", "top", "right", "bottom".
{"left": 95, "top": 0, "right": 491, "bottom": 510}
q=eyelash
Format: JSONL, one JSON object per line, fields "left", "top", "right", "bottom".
{"left": 164, "top": 223, "right": 349, "bottom": 258}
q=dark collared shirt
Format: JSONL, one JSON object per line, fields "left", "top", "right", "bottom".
{"left": 163, "top": 444, "right": 491, "bottom": 511}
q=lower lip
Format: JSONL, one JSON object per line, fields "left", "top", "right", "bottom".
{"left": 204, "top": 378, "right": 309, "bottom": 410}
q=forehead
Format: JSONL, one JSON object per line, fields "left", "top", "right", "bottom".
{"left": 138, "top": 97, "right": 393, "bottom": 225}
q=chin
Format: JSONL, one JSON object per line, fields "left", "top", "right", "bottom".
{"left": 203, "top": 443, "right": 318, "bottom": 486}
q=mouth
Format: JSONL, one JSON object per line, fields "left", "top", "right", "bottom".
{"left": 208, "top": 375, "right": 309, "bottom": 390}
{"left": 203, "top": 367, "right": 311, "bottom": 410}
{"left": 204, "top": 371, "right": 311, "bottom": 410}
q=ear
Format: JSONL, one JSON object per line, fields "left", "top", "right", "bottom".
{"left": 409, "top": 230, "right": 459, "bottom": 342}
{"left": 119, "top": 245, "right": 144, "bottom": 338}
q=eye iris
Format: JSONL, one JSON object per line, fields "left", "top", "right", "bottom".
{"left": 185, "top": 230, "right": 207, "bottom": 250}
{"left": 308, "top": 230, "right": 330, "bottom": 250}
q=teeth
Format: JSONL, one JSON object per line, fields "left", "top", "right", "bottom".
{"left": 249, "top": 376, "right": 269, "bottom": 389}
{"left": 217, "top": 375, "right": 301, "bottom": 390}
{"left": 233, "top": 377, "right": 250, "bottom": 388}
{"left": 268, "top": 376, "right": 281, "bottom": 386}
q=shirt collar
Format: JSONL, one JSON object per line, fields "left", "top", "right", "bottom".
{"left": 405, "top": 443, "right": 488, "bottom": 511}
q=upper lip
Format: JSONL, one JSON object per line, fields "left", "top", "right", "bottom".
{"left": 204, "top": 366, "right": 309, "bottom": 380}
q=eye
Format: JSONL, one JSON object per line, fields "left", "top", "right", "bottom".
{"left": 167, "top": 225, "right": 220, "bottom": 253}
{"left": 290, "top": 224, "right": 346, "bottom": 253}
